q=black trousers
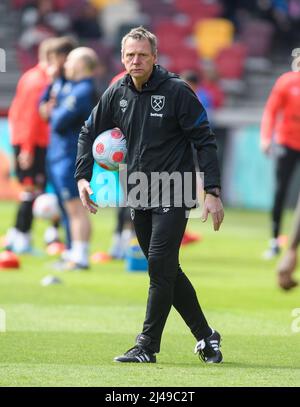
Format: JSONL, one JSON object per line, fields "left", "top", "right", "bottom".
{"left": 14, "top": 145, "right": 47, "bottom": 189}
{"left": 132, "top": 207, "right": 211, "bottom": 353}
{"left": 272, "top": 145, "right": 300, "bottom": 238}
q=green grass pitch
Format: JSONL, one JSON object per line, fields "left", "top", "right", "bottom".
{"left": 0, "top": 201, "right": 299, "bottom": 387}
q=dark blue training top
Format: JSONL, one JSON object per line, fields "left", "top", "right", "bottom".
{"left": 45, "top": 77, "right": 96, "bottom": 164}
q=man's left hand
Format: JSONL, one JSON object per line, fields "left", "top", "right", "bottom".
{"left": 201, "top": 194, "right": 224, "bottom": 231}
{"left": 18, "top": 150, "right": 34, "bottom": 170}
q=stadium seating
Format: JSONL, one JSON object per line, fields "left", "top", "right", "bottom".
{"left": 155, "top": 29, "right": 187, "bottom": 56}
{"left": 12, "top": 0, "right": 85, "bottom": 9}
{"left": 175, "top": 0, "right": 222, "bottom": 15}
{"left": 215, "top": 43, "right": 247, "bottom": 79}
{"left": 12, "top": 0, "right": 31, "bottom": 8}
{"left": 153, "top": 19, "right": 196, "bottom": 67}
{"left": 154, "top": 18, "right": 192, "bottom": 39}
{"left": 90, "top": 0, "right": 121, "bottom": 9}
{"left": 174, "top": 0, "right": 223, "bottom": 26}
{"left": 240, "top": 19, "right": 274, "bottom": 57}
{"left": 138, "top": 0, "right": 177, "bottom": 19}
{"left": 9, "top": 0, "right": 292, "bottom": 117}
{"left": 194, "top": 18, "right": 234, "bottom": 59}
{"left": 100, "top": 0, "right": 144, "bottom": 41}
{"left": 166, "top": 47, "right": 201, "bottom": 74}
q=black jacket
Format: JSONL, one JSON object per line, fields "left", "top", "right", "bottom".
{"left": 75, "top": 65, "right": 221, "bottom": 207}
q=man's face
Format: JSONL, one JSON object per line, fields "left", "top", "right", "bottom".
{"left": 121, "top": 38, "right": 157, "bottom": 82}
{"left": 47, "top": 52, "right": 67, "bottom": 79}
{"left": 64, "top": 52, "right": 78, "bottom": 81}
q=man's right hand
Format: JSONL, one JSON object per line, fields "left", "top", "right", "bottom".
{"left": 77, "top": 179, "right": 98, "bottom": 214}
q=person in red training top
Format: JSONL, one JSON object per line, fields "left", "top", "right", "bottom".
{"left": 6, "top": 38, "right": 56, "bottom": 253}
{"left": 7, "top": 36, "right": 76, "bottom": 254}
{"left": 9, "top": 39, "right": 51, "bottom": 172}
{"left": 261, "top": 68, "right": 300, "bottom": 259}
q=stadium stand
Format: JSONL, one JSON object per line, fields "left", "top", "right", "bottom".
{"left": 138, "top": 0, "right": 177, "bottom": 19}
{"left": 215, "top": 43, "right": 247, "bottom": 80}
{"left": 100, "top": 0, "right": 144, "bottom": 42}
{"left": 175, "top": 0, "right": 223, "bottom": 26}
{"left": 194, "top": 18, "right": 234, "bottom": 59}
{"left": 240, "top": 19, "right": 274, "bottom": 57}
{"left": 1, "top": 0, "right": 299, "bottom": 120}
{"left": 0, "top": 0, "right": 22, "bottom": 115}
{"left": 2, "top": 0, "right": 300, "bottom": 210}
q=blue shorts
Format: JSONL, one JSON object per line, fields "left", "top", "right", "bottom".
{"left": 47, "top": 158, "right": 79, "bottom": 202}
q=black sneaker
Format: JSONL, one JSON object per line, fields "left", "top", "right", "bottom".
{"left": 194, "top": 330, "right": 222, "bottom": 363}
{"left": 114, "top": 334, "right": 156, "bottom": 363}
{"left": 114, "top": 346, "right": 156, "bottom": 363}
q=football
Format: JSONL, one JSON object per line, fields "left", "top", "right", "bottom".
{"left": 92, "top": 128, "right": 127, "bottom": 171}
{"left": 33, "top": 193, "right": 60, "bottom": 220}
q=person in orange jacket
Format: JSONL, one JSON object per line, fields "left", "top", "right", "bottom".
{"left": 6, "top": 36, "right": 76, "bottom": 253}
{"left": 6, "top": 38, "right": 54, "bottom": 253}
{"left": 261, "top": 68, "right": 300, "bottom": 259}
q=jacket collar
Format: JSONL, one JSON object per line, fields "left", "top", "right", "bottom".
{"left": 121, "top": 65, "right": 178, "bottom": 92}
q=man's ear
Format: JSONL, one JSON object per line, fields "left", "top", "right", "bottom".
{"left": 153, "top": 53, "right": 158, "bottom": 64}
{"left": 121, "top": 51, "right": 125, "bottom": 66}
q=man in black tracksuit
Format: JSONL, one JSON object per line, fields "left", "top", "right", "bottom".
{"left": 75, "top": 27, "right": 224, "bottom": 364}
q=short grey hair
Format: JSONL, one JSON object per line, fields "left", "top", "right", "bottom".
{"left": 121, "top": 26, "right": 157, "bottom": 55}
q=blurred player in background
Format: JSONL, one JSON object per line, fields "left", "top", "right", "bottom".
{"left": 181, "top": 70, "right": 212, "bottom": 112}
{"left": 261, "top": 62, "right": 300, "bottom": 259}
{"left": 276, "top": 192, "right": 300, "bottom": 290}
{"left": 39, "top": 36, "right": 77, "bottom": 250}
{"left": 44, "top": 47, "right": 98, "bottom": 270}
{"left": 6, "top": 38, "right": 56, "bottom": 253}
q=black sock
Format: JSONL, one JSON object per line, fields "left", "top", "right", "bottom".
{"left": 15, "top": 200, "right": 33, "bottom": 233}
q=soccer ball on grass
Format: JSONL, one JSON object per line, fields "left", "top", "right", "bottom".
{"left": 33, "top": 193, "right": 60, "bottom": 221}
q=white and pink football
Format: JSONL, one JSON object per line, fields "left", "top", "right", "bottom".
{"left": 33, "top": 193, "right": 60, "bottom": 220}
{"left": 92, "top": 128, "right": 127, "bottom": 171}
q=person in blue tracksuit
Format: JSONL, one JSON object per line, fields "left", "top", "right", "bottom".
{"left": 39, "top": 36, "right": 77, "bottom": 250}
{"left": 44, "top": 47, "right": 98, "bottom": 269}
